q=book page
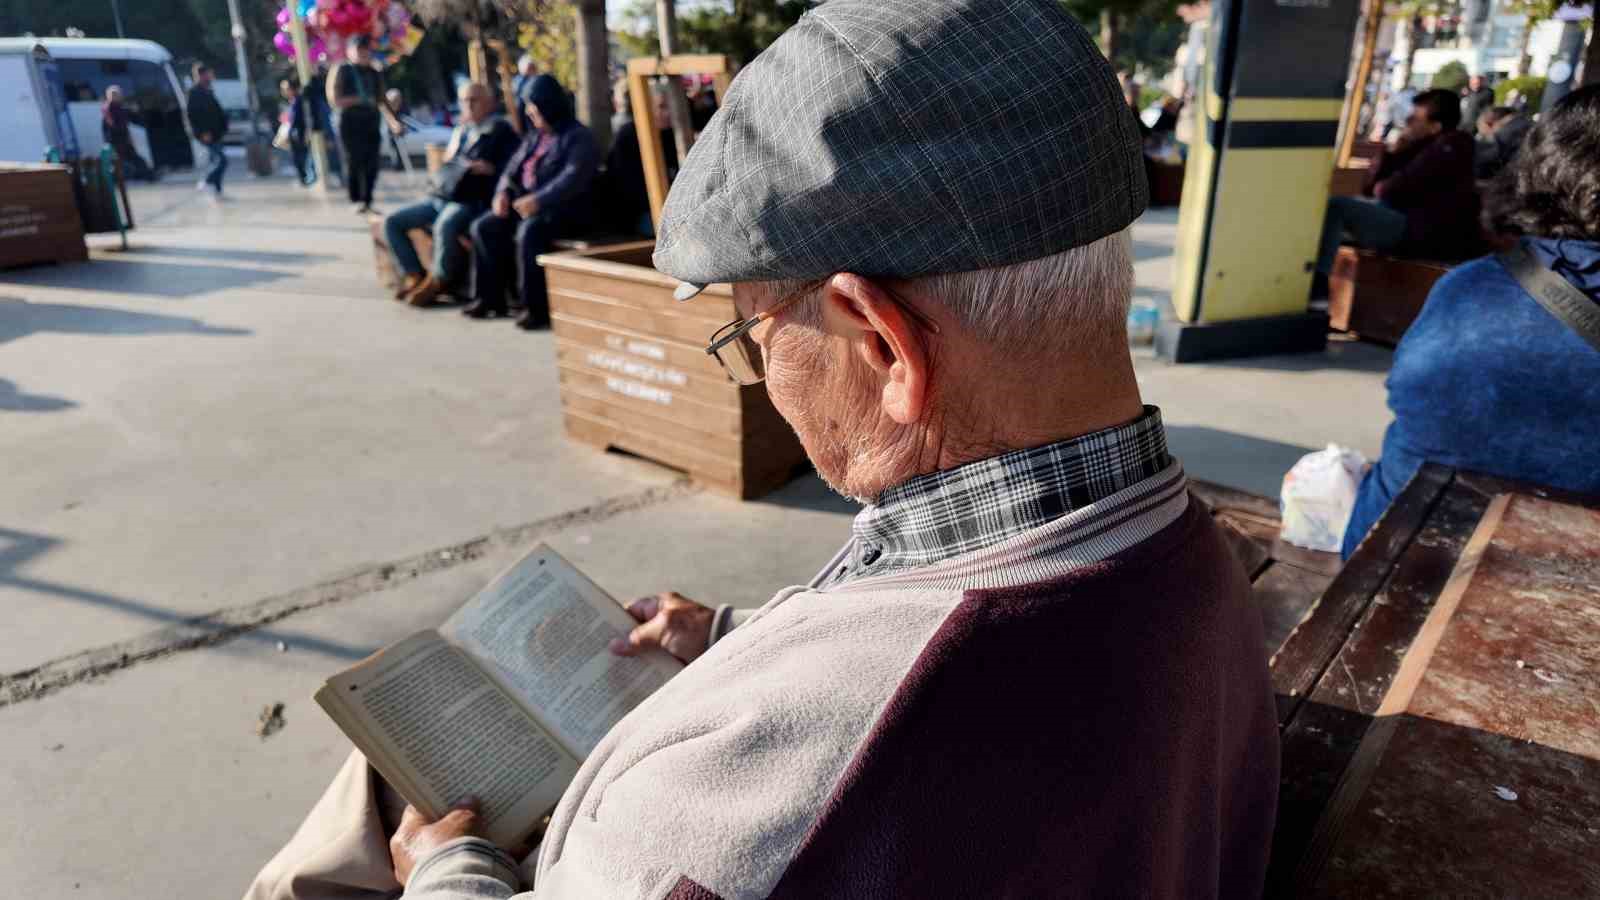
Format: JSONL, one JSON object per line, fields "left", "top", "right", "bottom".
{"left": 442, "top": 546, "right": 682, "bottom": 757}
{"left": 317, "top": 631, "right": 580, "bottom": 847}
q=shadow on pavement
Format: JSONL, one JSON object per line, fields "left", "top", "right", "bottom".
{"left": 110, "top": 246, "right": 340, "bottom": 266}
{"left": 1190, "top": 339, "right": 1394, "bottom": 375}
{"left": 0, "top": 257, "right": 292, "bottom": 299}
{"left": 0, "top": 296, "right": 251, "bottom": 345}
{"left": 0, "top": 378, "right": 75, "bottom": 413}
{"left": 0, "top": 526, "right": 378, "bottom": 665}
{"left": 1166, "top": 426, "right": 1317, "bottom": 498}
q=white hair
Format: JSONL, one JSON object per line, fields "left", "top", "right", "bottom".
{"left": 753, "top": 229, "right": 1134, "bottom": 355}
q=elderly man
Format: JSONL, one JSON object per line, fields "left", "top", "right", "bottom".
{"left": 245, "top": 2, "right": 1278, "bottom": 898}
{"left": 382, "top": 83, "right": 520, "bottom": 307}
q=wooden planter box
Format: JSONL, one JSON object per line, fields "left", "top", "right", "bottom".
{"left": 1328, "top": 246, "right": 1451, "bottom": 345}
{"left": 538, "top": 241, "right": 809, "bottom": 499}
{"left": 0, "top": 164, "right": 88, "bottom": 269}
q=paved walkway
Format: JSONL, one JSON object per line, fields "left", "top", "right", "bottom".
{"left": 0, "top": 172, "right": 1392, "bottom": 898}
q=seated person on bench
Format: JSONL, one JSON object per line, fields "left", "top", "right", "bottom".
{"left": 381, "top": 82, "right": 519, "bottom": 307}
{"left": 1342, "top": 86, "right": 1600, "bottom": 557}
{"left": 463, "top": 74, "right": 598, "bottom": 330}
{"left": 1312, "top": 89, "right": 1479, "bottom": 296}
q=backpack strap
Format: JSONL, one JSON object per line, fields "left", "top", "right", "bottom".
{"left": 1497, "top": 244, "right": 1600, "bottom": 353}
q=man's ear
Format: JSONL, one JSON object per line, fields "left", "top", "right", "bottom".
{"left": 819, "top": 273, "right": 930, "bottom": 426}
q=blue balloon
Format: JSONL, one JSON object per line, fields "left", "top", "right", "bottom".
{"left": 297, "top": 0, "right": 316, "bottom": 16}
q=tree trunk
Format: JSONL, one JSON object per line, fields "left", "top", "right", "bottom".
{"left": 1582, "top": 19, "right": 1600, "bottom": 87}
{"left": 1100, "top": 8, "right": 1121, "bottom": 64}
{"left": 575, "top": 0, "right": 611, "bottom": 154}
{"left": 1516, "top": 14, "right": 1535, "bottom": 76}
{"left": 656, "top": 0, "right": 697, "bottom": 161}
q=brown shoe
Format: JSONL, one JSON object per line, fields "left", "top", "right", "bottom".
{"left": 393, "top": 272, "right": 424, "bottom": 300}
{"left": 405, "top": 276, "right": 447, "bottom": 307}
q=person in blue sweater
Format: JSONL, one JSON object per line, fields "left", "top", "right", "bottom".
{"left": 464, "top": 74, "right": 598, "bottom": 330}
{"left": 1343, "top": 85, "right": 1600, "bottom": 558}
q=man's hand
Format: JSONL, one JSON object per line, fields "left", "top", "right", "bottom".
{"left": 468, "top": 159, "right": 495, "bottom": 176}
{"left": 492, "top": 192, "right": 512, "bottom": 218}
{"left": 610, "top": 593, "right": 714, "bottom": 664}
{"left": 512, "top": 194, "right": 540, "bottom": 218}
{"left": 198, "top": 132, "right": 213, "bottom": 144}
{"left": 390, "top": 800, "right": 483, "bottom": 886}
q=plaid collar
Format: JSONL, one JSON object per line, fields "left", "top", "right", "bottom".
{"left": 839, "top": 407, "right": 1171, "bottom": 581}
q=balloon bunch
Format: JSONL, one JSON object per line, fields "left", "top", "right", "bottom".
{"left": 272, "top": 0, "right": 424, "bottom": 66}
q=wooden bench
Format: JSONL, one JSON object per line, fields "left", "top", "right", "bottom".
{"left": 1327, "top": 246, "right": 1451, "bottom": 345}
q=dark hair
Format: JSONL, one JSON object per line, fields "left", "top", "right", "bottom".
{"left": 192, "top": 63, "right": 211, "bottom": 79}
{"left": 350, "top": 34, "right": 370, "bottom": 50}
{"left": 1484, "top": 85, "right": 1600, "bottom": 241}
{"left": 1414, "top": 88, "right": 1462, "bottom": 130}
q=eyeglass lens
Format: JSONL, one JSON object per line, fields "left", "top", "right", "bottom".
{"left": 710, "top": 321, "right": 766, "bottom": 385}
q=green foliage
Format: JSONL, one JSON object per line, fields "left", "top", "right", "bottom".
{"left": 1494, "top": 75, "right": 1546, "bottom": 109}
{"left": 614, "top": 0, "right": 814, "bottom": 65}
{"left": 516, "top": 0, "right": 578, "bottom": 88}
{"left": 1431, "top": 60, "right": 1469, "bottom": 92}
{"left": 1056, "top": 0, "right": 1186, "bottom": 77}
{"left": 1138, "top": 85, "right": 1165, "bottom": 109}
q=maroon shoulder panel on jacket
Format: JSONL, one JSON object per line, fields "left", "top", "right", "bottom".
{"left": 769, "top": 499, "right": 1279, "bottom": 900}
{"left": 663, "top": 875, "right": 723, "bottom": 900}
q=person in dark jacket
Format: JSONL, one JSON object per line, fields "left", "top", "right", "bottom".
{"left": 464, "top": 74, "right": 598, "bottom": 330}
{"left": 1313, "top": 88, "right": 1479, "bottom": 288}
{"left": 1473, "top": 105, "right": 1531, "bottom": 179}
{"left": 594, "top": 82, "right": 677, "bottom": 237}
{"left": 186, "top": 63, "right": 228, "bottom": 198}
{"left": 1459, "top": 74, "right": 1495, "bottom": 133}
{"left": 1342, "top": 85, "right": 1600, "bottom": 557}
{"left": 101, "top": 85, "right": 156, "bottom": 181}
{"left": 382, "top": 82, "right": 521, "bottom": 307}
{"left": 280, "top": 79, "right": 311, "bottom": 185}
{"left": 330, "top": 35, "right": 394, "bottom": 213}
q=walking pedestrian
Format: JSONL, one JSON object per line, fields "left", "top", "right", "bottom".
{"left": 280, "top": 79, "right": 311, "bottom": 185}
{"left": 186, "top": 64, "right": 228, "bottom": 199}
{"left": 329, "top": 35, "right": 392, "bottom": 213}
{"left": 101, "top": 86, "right": 156, "bottom": 182}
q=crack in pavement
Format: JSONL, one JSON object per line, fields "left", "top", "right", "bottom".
{"left": 0, "top": 479, "right": 700, "bottom": 708}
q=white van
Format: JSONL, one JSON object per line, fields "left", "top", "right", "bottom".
{"left": 0, "top": 37, "right": 199, "bottom": 169}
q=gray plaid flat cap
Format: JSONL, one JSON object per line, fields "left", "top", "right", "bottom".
{"left": 655, "top": 0, "right": 1148, "bottom": 301}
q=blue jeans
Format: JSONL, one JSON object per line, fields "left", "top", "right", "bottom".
{"left": 200, "top": 141, "right": 227, "bottom": 192}
{"left": 1316, "top": 196, "right": 1407, "bottom": 274}
{"left": 384, "top": 197, "right": 480, "bottom": 285}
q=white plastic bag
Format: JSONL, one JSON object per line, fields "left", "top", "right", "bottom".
{"left": 1279, "top": 444, "right": 1370, "bottom": 552}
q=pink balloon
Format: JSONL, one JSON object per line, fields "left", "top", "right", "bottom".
{"left": 276, "top": 8, "right": 292, "bottom": 28}
{"left": 273, "top": 31, "right": 295, "bottom": 57}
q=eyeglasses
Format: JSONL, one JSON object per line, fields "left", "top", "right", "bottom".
{"left": 704, "top": 280, "right": 942, "bottom": 385}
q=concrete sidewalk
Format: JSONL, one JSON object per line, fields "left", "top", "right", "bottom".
{"left": 0, "top": 174, "right": 1392, "bottom": 898}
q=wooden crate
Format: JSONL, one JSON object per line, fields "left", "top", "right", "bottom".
{"left": 1327, "top": 246, "right": 1450, "bottom": 345}
{"left": 538, "top": 241, "right": 809, "bottom": 499}
{"left": 0, "top": 164, "right": 88, "bottom": 269}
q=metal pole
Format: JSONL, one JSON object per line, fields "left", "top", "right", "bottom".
{"left": 110, "top": 0, "right": 126, "bottom": 39}
{"left": 287, "top": 1, "right": 332, "bottom": 193}
{"left": 655, "top": 0, "right": 696, "bottom": 161}
{"left": 225, "top": 0, "right": 262, "bottom": 138}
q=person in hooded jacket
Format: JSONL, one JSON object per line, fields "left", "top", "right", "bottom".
{"left": 1342, "top": 85, "right": 1600, "bottom": 557}
{"left": 464, "top": 74, "right": 599, "bottom": 330}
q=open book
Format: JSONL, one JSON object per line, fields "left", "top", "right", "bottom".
{"left": 315, "top": 545, "right": 682, "bottom": 846}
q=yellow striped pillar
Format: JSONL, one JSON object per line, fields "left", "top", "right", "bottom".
{"left": 1161, "top": 0, "right": 1362, "bottom": 362}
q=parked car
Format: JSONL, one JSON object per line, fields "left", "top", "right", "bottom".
{"left": 381, "top": 113, "right": 454, "bottom": 168}
{"left": 0, "top": 36, "right": 199, "bottom": 168}
{"left": 209, "top": 78, "right": 263, "bottom": 145}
